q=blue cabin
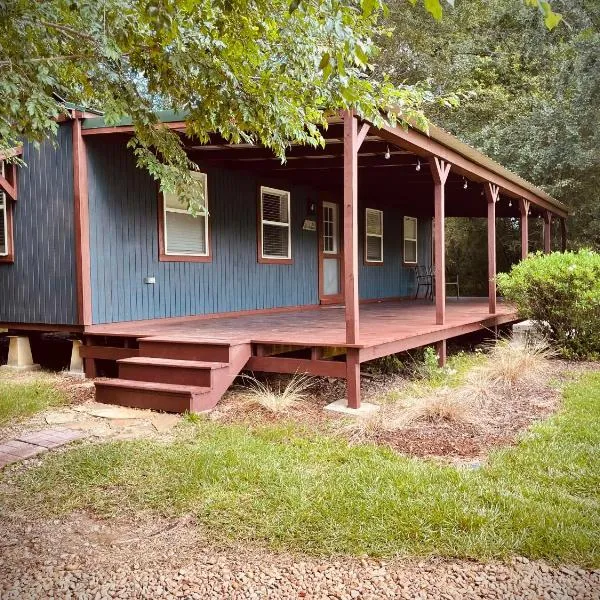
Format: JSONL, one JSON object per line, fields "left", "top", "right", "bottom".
{"left": 0, "top": 111, "right": 568, "bottom": 411}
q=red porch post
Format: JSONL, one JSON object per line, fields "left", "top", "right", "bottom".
{"left": 343, "top": 110, "right": 360, "bottom": 408}
{"left": 560, "top": 217, "right": 567, "bottom": 252}
{"left": 429, "top": 157, "right": 451, "bottom": 325}
{"left": 485, "top": 183, "right": 499, "bottom": 314}
{"left": 543, "top": 211, "right": 552, "bottom": 253}
{"left": 519, "top": 198, "right": 530, "bottom": 261}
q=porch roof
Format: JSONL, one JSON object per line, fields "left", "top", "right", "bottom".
{"left": 81, "top": 110, "right": 567, "bottom": 218}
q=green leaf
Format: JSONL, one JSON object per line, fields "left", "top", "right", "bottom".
{"left": 318, "top": 52, "right": 330, "bottom": 70}
{"left": 423, "top": 0, "right": 443, "bottom": 21}
{"left": 540, "top": 2, "right": 562, "bottom": 30}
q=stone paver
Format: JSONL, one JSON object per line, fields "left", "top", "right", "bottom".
{"left": 15, "top": 428, "right": 87, "bottom": 449}
{"left": 0, "top": 428, "right": 87, "bottom": 468}
{"left": 0, "top": 440, "right": 47, "bottom": 467}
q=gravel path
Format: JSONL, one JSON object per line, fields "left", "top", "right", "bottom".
{"left": 1, "top": 513, "right": 598, "bottom": 600}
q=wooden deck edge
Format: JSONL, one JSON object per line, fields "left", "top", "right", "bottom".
{"left": 358, "top": 313, "right": 519, "bottom": 363}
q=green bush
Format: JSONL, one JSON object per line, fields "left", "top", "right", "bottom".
{"left": 497, "top": 250, "right": 600, "bottom": 359}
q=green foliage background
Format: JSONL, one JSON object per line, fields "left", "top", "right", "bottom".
{"left": 380, "top": 0, "right": 599, "bottom": 284}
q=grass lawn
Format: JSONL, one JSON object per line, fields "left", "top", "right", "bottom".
{"left": 0, "top": 376, "right": 67, "bottom": 426}
{"left": 1, "top": 371, "right": 599, "bottom": 566}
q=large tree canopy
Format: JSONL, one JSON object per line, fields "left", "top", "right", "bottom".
{"left": 379, "top": 0, "right": 598, "bottom": 252}
{"left": 0, "top": 0, "right": 559, "bottom": 210}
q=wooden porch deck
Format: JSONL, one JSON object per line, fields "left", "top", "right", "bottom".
{"left": 87, "top": 299, "right": 518, "bottom": 413}
{"left": 86, "top": 298, "right": 517, "bottom": 356}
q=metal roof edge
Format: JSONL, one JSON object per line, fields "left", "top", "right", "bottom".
{"left": 424, "top": 123, "right": 568, "bottom": 214}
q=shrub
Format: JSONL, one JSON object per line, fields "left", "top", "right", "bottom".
{"left": 497, "top": 250, "right": 600, "bottom": 359}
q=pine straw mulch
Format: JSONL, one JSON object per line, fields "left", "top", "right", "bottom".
{"left": 207, "top": 360, "right": 597, "bottom": 463}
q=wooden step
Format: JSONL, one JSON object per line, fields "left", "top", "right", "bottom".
{"left": 138, "top": 337, "right": 236, "bottom": 362}
{"left": 94, "top": 378, "right": 212, "bottom": 413}
{"left": 118, "top": 357, "right": 228, "bottom": 387}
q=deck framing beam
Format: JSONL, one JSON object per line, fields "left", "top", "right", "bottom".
{"left": 246, "top": 356, "right": 346, "bottom": 378}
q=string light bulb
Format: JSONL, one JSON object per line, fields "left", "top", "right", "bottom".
{"left": 463, "top": 178, "right": 468, "bottom": 190}
{"left": 384, "top": 145, "right": 390, "bottom": 160}
{"left": 415, "top": 159, "right": 421, "bottom": 172}
{"left": 508, "top": 199, "right": 512, "bottom": 207}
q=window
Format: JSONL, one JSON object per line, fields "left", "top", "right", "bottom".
{"left": 365, "top": 208, "right": 383, "bottom": 263}
{"left": 160, "top": 171, "right": 210, "bottom": 261}
{"left": 322, "top": 202, "right": 338, "bottom": 254}
{"left": 403, "top": 216, "right": 418, "bottom": 264}
{"left": 0, "top": 191, "right": 7, "bottom": 257}
{"left": 259, "top": 186, "right": 291, "bottom": 262}
{"left": 0, "top": 160, "right": 13, "bottom": 263}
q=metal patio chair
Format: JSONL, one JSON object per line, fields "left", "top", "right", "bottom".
{"left": 413, "top": 265, "right": 433, "bottom": 300}
{"left": 446, "top": 273, "right": 460, "bottom": 300}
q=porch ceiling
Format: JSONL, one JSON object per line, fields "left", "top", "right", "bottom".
{"left": 182, "top": 127, "right": 539, "bottom": 219}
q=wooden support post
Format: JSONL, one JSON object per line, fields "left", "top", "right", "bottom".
{"left": 484, "top": 183, "right": 499, "bottom": 315}
{"left": 346, "top": 348, "right": 361, "bottom": 409}
{"left": 343, "top": 110, "right": 360, "bottom": 346}
{"left": 436, "top": 339, "right": 447, "bottom": 367}
{"left": 519, "top": 198, "right": 530, "bottom": 261}
{"left": 543, "top": 211, "right": 552, "bottom": 253}
{"left": 83, "top": 338, "right": 97, "bottom": 378}
{"left": 560, "top": 217, "right": 567, "bottom": 252}
{"left": 429, "top": 157, "right": 451, "bottom": 325}
{"left": 72, "top": 115, "right": 93, "bottom": 326}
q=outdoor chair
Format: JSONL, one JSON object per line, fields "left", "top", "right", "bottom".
{"left": 446, "top": 273, "right": 460, "bottom": 300}
{"left": 413, "top": 265, "right": 433, "bottom": 300}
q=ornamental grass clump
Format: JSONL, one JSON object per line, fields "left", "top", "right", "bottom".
{"left": 497, "top": 250, "right": 600, "bottom": 359}
{"left": 239, "top": 373, "right": 314, "bottom": 413}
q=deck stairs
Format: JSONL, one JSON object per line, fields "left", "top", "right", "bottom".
{"left": 94, "top": 337, "right": 252, "bottom": 413}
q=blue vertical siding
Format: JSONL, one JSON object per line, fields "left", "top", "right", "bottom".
{"left": 87, "top": 138, "right": 432, "bottom": 324}
{"left": 359, "top": 208, "right": 432, "bottom": 300}
{"left": 87, "top": 139, "right": 320, "bottom": 324}
{"left": 0, "top": 124, "right": 77, "bottom": 325}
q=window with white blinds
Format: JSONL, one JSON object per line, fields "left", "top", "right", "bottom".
{"left": 0, "top": 161, "right": 8, "bottom": 257}
{"left": 365, "top": 208, "right": 383, "bottom": 263}
{"left": 403, "top": 216, "right": 418, "bottom": 264}
{"left": 163, "top": 172, "right": 209, "bottom": 257}
{"left": 260, "top": 186, "right": 291, "bottom": 260}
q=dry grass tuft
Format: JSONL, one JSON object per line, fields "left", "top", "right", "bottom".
{"left": 344, "top": 388, "right": 475, "bottom": 443}
{"left": 481, "top": 337, "right": 555, "bottom": 388}
{"left": 343, "top": 335, "right": 555, "bottom": 444}
{"left": 238, "top": 373, "right": 315, "bottom": 413}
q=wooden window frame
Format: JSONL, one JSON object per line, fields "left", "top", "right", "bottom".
{"left": 403, "top": 216, "right": 418, "bottom": 266}
{"left": 364, "top": 207, "right": 384, "bottom": 265}
{"left": 0, "top": 161, "right": 15, "bottom": 264}
{"left": 257, "top": 185, "right": 293, "bottom": 264}
{"left": 158, "top": 172, "right": 212, "bottom": 263}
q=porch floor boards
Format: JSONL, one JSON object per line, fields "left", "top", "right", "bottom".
{"left": 85, "top": 298, "right": 517, "bottom": 351}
